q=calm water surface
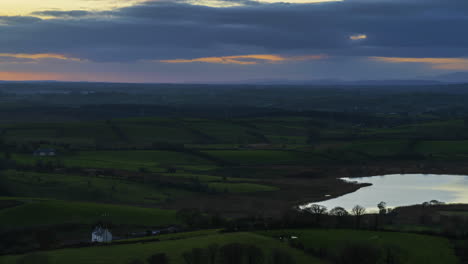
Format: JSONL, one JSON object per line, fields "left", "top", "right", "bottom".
{"left": 304, "top": 174, "right": 468, "bottom": 212}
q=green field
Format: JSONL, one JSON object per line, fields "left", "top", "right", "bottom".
{"left": 13, "top": 150, "right": 216, "bottom": 173}
{"left": 5, "top": 117, "right": 468, "bottom": 166}
{"left": 0, "top": 170, "right": 178, "bottom": 204}
{"left": 0, "top": 198, "right": 179, "bottom": 229}
{"left": 208, "top": 182, "right": 278, "bottom": 193}
{"left": 0, "top": 228, "right": 457, "bottom": 264}
{"left": 0, "top": 232, "right": 320, "bottom": 264}
{"left": 3, "top": 85, "right": 468, "bottom": 263}
{"left": 0, "top": 169, "right": 277, "bottom": 207}
{"left": 258, "top": 229, "right": 457, "bottom": 264}
{"left": 203, "top": 150, "right": 318, "bottom": 165}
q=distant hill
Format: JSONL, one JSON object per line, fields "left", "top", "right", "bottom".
{"left": 435, "top": 72, "right": 468, "bottom": 83}
{"left": 1, "top": 74, "right": 468, "bottom": 86}
{"left": 228, "top": 78, "right": 444, "bottom": 86}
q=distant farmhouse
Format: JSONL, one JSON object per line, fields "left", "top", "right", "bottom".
{"left": 33, "top": 148, "right": 57, "bottom": 157}
{"left": 91, "top": 226, "right": 112, "bottom": 243}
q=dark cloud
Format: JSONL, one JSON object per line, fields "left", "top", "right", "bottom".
{"left": 31, "top": 10, "right": 92, "bottom": 18}
{"left": 0, "top": 0, "right": 467, "bottom": 62}
{"left": 0, "top": 16, "right": 41, "bottom": 25}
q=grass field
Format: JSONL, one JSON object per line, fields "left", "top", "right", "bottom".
{"left": 203, "top": 150, "right": 318, "bottom": 165}
{"left": 0, "top": 169, "right": 278, "bottom": 207}
{"left": 13, "top": 150, "right": 216, "bottom": 173}
{"left": 5, "top": 117, "right": 468, "bottom": 166}
{"left": 0, "top": 198, "right": 179, "bottom": 229}
{"left": 0, "top": 170, "right": 178, "bottom": 204}
{"left": 258, "top": 229, "right": 458, "bottom": 264}
{"left": 0, "top": 228, "right": 456, "bottom": 264}
{"left": 0, "top": 232, "right": 321, "bottom": 264}
{"left": 208, "top": 182, "right": 279, "bottom": 193}
{"left": 416, "top": 140, "right": 468, "bottom": 160}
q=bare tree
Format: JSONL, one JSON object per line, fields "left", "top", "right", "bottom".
{"left": 330, "top": 207, "right": 349, "bottom": 217}
{"left": 352, "top": 205, "right": 366, "bottom": 229}
{"left": 352, "top": 205, "right": 366, "bottom": 216}
{"left": 307, "top": 204, "right": 328, "bottom": 215}
{"left": 306, "top": 204, "right": 328, "bottom": 225}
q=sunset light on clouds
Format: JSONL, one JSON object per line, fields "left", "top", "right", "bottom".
{"left": 0, "top": 0, "right": 468, "bottom": 82}
{"left": 160, "top": 54, "right": 327, "bottom": 65}
{"left": 0, "top": 0, "right": 146, "bottom": 16}
{"left": 0, "top": 53, "right": 82, "bottom": 62}
{"left": 0, "top": 0, "right": 343, "bottom": 16}
{"left": 350, "top": 34, "right": 367, "bottom": 41}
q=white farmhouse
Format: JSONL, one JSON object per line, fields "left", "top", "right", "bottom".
{"left": 91, "top": 226, "right": 112, "bottom": 243}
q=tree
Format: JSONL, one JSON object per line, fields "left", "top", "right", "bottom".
{"left": 375, "top": 202, "right": 387, "bottom": 230}
{"left": 330, "top": 207, "right": 349, "bottom": 217}
{"left": 429, "top": 200, "right": 444, "bottom": 206}
{"left": 330, "top": 206, "right": 350, "bottom": 227}
{"left": 351, "top": 205, "right": 366, "bottom": 229}
{"left": 306, "top": 204, "right": 328, "bottom": 225}
{"left": 351, "top": 205, "right": 366, "bottom": 216}
{"left": 307, "top": 204, "right": 328, "bottom": 215}
{"left": 378, "top": 202, "right": 387, "bottom": 215}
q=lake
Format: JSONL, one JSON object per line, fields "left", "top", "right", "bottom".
{"left": 303, "top": 174, "right": 468, "bottom": 212}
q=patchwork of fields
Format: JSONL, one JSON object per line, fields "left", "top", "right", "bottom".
{"left": 2, "top": 115, "right": 468, "bottom": 263}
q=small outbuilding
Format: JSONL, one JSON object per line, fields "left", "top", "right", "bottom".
{"left": 91, "top": 226, "right": 113, "bottom": 243}
{"left": 33, "top": 148, "right": 57, "bottom": 157}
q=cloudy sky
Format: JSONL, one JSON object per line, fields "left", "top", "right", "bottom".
{"left": 0, "top": 0, "right": 467, "bottom": 83}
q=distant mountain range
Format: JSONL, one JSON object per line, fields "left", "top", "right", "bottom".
{"left": 435, "top": 72, "right": 468, "bottom": 83}
{"left": 1, "top": 72, "right": 468, "bottom": 86}
{"left": 227, "top": 72, "right": 468, "bottom": 86}
{"left": 229, "top": 79, "right": 444, "bottom": 86}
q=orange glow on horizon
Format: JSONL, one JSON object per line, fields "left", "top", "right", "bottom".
{"left": 371, "top": 56, "right": 468, "bottom": 71}
{"left": 159, "top": 54, "right": 327, "bottom": 65}
{"left": 0, "top": 71, "right": 173, "bottom": 83}
{"left": 0, "top": 72, "right": 68, "bottom": 81}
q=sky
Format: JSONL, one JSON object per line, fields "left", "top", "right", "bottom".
{"left": 0, "top": 0, "right": 468, "bottom": 83}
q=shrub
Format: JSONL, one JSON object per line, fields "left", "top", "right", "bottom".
{"left": 16, "top": 253, "right": 50, "bottom": 264}
{"left": 335, "top": 242, "right": 381, "bottom": 264}
{"left": 147, "top": 253, "right": 168, "bottom": 264}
